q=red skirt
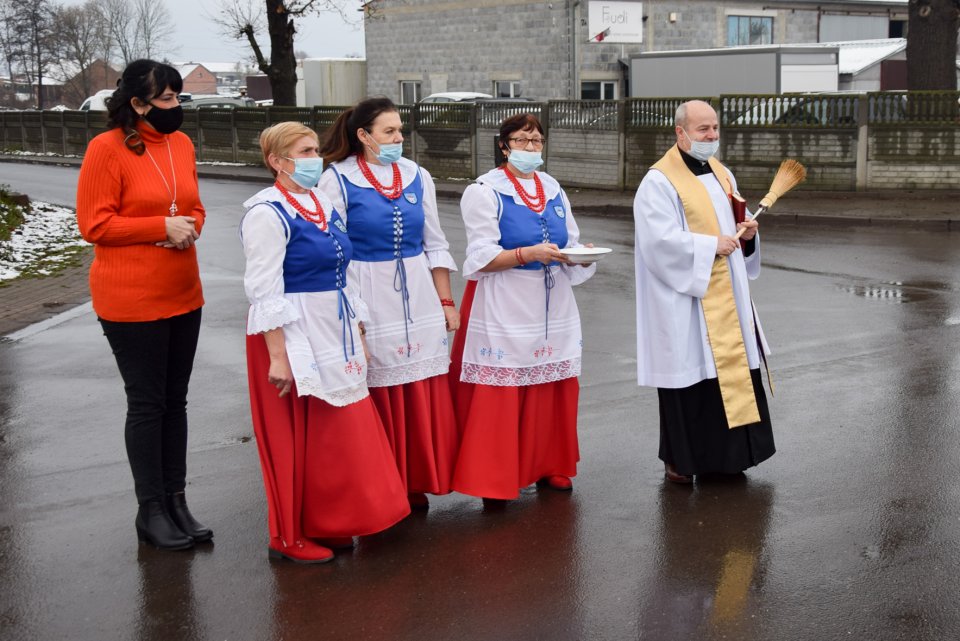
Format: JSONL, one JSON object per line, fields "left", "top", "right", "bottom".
{"left": 368, "top": 374, "right": 459, "bottom": 495}
{"left": 449, "top": 280, "right": 581, "bottom": 500}
{"left": 246, "top": 334, "right": 410, "bottom": 541}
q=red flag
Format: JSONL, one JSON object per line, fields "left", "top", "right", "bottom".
{"left": 593, "top": 27, "right": 611, "bottom": 42}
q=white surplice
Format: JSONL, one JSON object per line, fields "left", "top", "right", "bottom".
{"left": 317, "top": 157, "right": 458, "bottom": 388}
{"left": 459, "top": 168, "right": 596, "bottom": 386}
{"left": 241, "top": 186, "right": 369, "bottom": 407}
{"left": 633, "top": 167, "right": 770, "bottom": 389}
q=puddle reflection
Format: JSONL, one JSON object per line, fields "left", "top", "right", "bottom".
{"left": 645, "top": 482, "right": 775, "bottom": 639}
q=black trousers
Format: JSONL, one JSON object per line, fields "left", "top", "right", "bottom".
{"left": 100, "top": 308, "right": 202, "bottom": 504}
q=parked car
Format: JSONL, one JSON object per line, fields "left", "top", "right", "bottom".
{"left": 180, "top": 94, "right": 256, "bottom": 109}
{"left": 475, "top": 98, "right": 540, "bottom": 128}
{"left": 728, "top": 95, "right": 860, "bottom": 126}
{"left": 420, "top": 92, "right": 493, "bottom": 103}
{"left": 78, "top": 89, "right": 115, "bottom": 111}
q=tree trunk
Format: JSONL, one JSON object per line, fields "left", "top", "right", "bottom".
{"left": 266, "top": 0, "right": 298, "bottom": 106}
{"left": 906, "top": 0, "right": 960, "bottom": 90}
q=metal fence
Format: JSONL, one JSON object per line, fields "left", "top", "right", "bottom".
{"left": 2, "top": 91, "right": 958, "bottom": 190}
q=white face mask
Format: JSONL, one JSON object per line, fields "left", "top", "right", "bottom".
{"left": 682, "top": 128, "right": 720, "bottom": 162}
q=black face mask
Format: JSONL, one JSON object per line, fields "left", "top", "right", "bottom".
{"left": 143, "top": 104, "right": 184, "bottom": 134}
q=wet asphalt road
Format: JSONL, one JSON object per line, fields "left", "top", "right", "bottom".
{"left": 2, "top": 164, "right": 960, "bottom": 641}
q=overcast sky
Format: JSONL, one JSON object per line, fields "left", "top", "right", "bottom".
{"left": 59, "top": 0, "right": 366, "bottom": 64}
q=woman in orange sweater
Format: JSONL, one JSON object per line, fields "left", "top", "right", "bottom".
{"left": 76, "top": 59, "right": 210, "bottom": 551}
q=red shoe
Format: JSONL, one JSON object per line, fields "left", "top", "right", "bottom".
{"left": 538, "top": 475, "right": 573, "bottom": 491}
{"left": 408, "top": 493, "right": 430, "bottom": 510}
{"left": 268, "top": 539, "right": 334, "bottom": 564}
{"left": 315, "top": 536, "right": 354, "bottom": 549}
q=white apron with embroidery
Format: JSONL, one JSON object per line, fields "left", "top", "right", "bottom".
{"left": 459, "top": 168, "right": 595, "bottom": 386}
{"left": 318, "top": 156, "right": 458, "bottom": 388}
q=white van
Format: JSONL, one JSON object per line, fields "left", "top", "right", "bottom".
{"left": 79, "top": 89, "right": 114, "bottom": 111}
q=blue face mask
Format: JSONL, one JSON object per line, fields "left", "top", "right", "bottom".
{"left": 507, "top": 149, "right": 543, "bottom": 174}
{"left": 283, "top": 156, "right": 324, "bottom": 189}
{"left": 682, "top": 128, "right": 720, "bottom": 162}
{"left": 374, "top": 142, "right": 404, "bottom": 164}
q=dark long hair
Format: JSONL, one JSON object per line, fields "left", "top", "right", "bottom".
{"left": 320, "top": 97, "right": 398, "bottom": 164}
{"left": 106, "top": 59, "right": 183, "bottom": 154}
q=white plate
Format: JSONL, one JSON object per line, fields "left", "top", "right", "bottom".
{"left": 559, "top": 247, "right": 613, "bottom": 264}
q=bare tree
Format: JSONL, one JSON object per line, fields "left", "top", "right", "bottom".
{"left": 93, "top": 0, "right": 175, "bottom": 65}
{"left": 14, "top": 0, "right": 57, "bottom": 109}
{"left": 0, "top": 0, "right": 22, "bottom": 88}
{"left": 97, "top": 0, "right": 138, "bottom": 65}
{"left": 54, "top": 2, "right": 109, "bottom": 107}
{"left": 213, "top": 0, "right": 356, "bottom": 106}
{"left": 906, "top": 0, "right": 960, "bottom": 90}
{"left": 134, "top": 0, "right": 176, "bottom": 60}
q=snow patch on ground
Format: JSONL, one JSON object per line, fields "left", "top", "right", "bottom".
{"left": 0, "top": 202, "right": 88, "bottom": 281}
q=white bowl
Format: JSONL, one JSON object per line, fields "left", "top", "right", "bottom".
{"left": 559, "top": 247, "right": 613, "bottom": 264}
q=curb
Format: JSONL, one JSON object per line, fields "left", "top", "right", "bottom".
{"left": 3, "top": 155, "right": 959, "bottom": 227}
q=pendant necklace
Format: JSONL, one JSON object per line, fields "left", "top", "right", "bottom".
{"left": 144, "top": 139, "right": 178, "bottom": 215}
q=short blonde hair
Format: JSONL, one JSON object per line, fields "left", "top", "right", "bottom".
{"left": 259, "top": 122, "right": 319, "bottom": 177}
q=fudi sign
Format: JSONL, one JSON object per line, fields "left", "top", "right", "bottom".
{"left": 587, "top": 1, "right": 644, "bottom": 44}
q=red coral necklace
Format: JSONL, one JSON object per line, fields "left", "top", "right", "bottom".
{"left": 501, "top": 165, "right": 545, "bottom": 213}
{"left": 275, "top": 180, "right": 327, "bottom": 230}
{"left": 357, "top": 154, "right": 403, "bottom": 200}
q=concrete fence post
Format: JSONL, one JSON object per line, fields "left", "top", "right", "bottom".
{"left": 617, "top": 99, "right": 626, "bottom": 191}
{"left": 231, "top": 109, "right": 239, "bottom": 163}
{"left": 855, "top": 95, "right": 869, "bottom": 191}
{"left": 469, "top": 104, "right": 478, "bottom": 179}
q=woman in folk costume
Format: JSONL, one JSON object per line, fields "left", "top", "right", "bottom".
{"left": 318, "top": 97, "right": 460, "bottom": 510}
{"left": 450, "top": 113, "right": 597, "bottom": 501}
{"left": 241, "top": 122, "right": 409, "bottom": 564}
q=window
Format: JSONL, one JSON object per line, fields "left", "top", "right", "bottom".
{"left": 727, "top": 16, "right": 773, "bottom": 46}
{"left": 581, "top": 81, "right": 617, "bottom": 100}
{"left": 399, "top": 81, "right": 421, "bottom": 104}
{"left": 493, "top": 81, "right": 522, "bottom": 98}
{"left": 889, "top": 19, "right": 907, "bottom": 38}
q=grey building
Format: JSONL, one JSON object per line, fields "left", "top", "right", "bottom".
{"left": 362, "top": 0, "right": 908, "bottom": 102}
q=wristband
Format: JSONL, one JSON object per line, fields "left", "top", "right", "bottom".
{"left": 439, "top": 298, "right": 456, "bottom": 308}
{"left": 515, "top": 247, "right": 527, "bottom": 266}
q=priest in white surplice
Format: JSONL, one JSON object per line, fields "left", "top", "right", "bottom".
{"left": 633, "top": 100, "right": 775, "bottom": 484}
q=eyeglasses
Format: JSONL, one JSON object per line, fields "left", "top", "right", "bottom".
{"left": 507, "top": 137, "right": 546, "bottom": 148}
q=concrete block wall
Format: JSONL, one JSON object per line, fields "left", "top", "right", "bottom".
{"left": 625, "top": 129, "right": 678, "bottom": 187}
{"left": 365, "top": 0, "right": 573, "bottom": 102}
{"left": 721, "top": 129, "right": 858, "bottom": 191}
{"left": 868, "top": 127, "right": 960, "bottom": 189}
{"left": 414, "top": 129, "right": 474, "bottom": 180}
{"left": 547, "top": 129, "right": 621, "bottom": 188}
{"left": 476, "top": 127, "right": 502, "bottom": 174}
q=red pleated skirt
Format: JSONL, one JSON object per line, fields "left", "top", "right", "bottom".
{"left": 449, "top": 280, "right": 581, "bottom": 500}
{"left": 246, "top": 334, "right": 410, "bottom": 542}
{"left": 368, "top": 373, "right": 459, "bottom": 495}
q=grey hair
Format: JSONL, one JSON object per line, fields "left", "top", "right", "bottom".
{"left": 675, "top": 103, "right": 688, "bottom": 128}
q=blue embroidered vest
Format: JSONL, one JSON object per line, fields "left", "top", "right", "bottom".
{"left": 340, "top": 168, "right": 425, "bottom": 262}
{"left": 497, "top": 191, "right": 568, "bottom": 270}
{"left": 258, "top": 201, "right": 357, "bottom": 360}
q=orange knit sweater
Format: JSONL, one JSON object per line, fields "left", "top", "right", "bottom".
{"left": 76, "top": 124, "right": 206, "bottom": 322}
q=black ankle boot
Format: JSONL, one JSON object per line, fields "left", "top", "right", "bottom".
{"left": 165, "top": 492, "right": 213, "bottom": 542}
{"left": 136, "top": 500, "right": 194, "bottom": 550}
